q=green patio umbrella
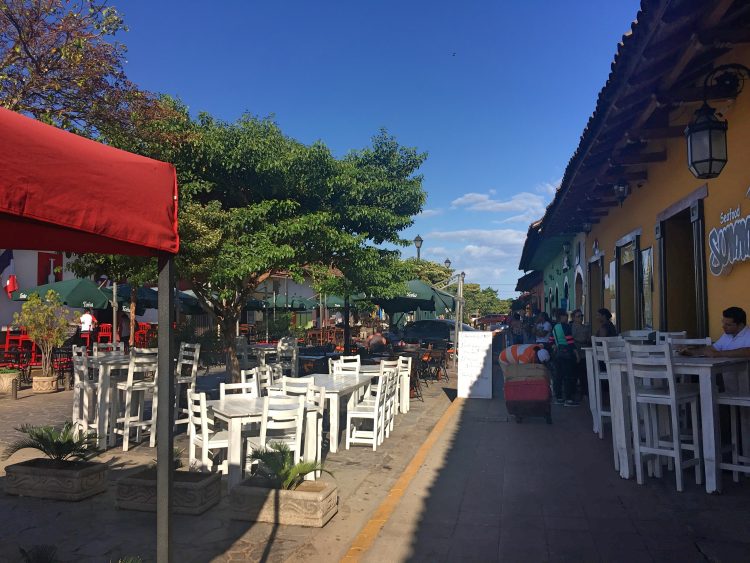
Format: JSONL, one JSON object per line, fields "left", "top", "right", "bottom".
{"left": 12, "top": 278, "right": 110, "bottom": 309}
{"left": 370, "top": 279, "right": 456, "bottom": 327}
{"left": 264, "top": 294, "right": 310, "bottom": 310}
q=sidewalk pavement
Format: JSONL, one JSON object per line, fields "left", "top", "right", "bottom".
{"left": 361, "top": 366, "right": 750, "bottom": 562}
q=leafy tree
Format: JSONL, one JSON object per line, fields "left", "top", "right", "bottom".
{"left": 0, "top": 0, "right": 174, "bottom": 137}
{"left": 13, "top": 290, "right": 71, "bottom": 377}
{"left": 127, "top": 107, "right": 426, "bottom": 381}
{"left": 461, "top": 284, "right": 507, "bottom": 321}
{"left": 403, "top": 257, "right": 452, "bottom": 285}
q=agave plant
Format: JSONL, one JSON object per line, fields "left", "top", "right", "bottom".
{"left": 3, "top": 421, "right": 100, "bottom": 462}
{"left": 249, "top": 441, "right": 333, "bottom": 490}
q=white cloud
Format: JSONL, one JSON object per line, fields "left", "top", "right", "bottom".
{"left": 428, "top": 228, "right": 527, "bottom": 247}
{"left": 535, "top": 178, "right": 561, "bottom": 197}
{"left": 419, "top": 208, "right": 443, "bottom": 218}
{"left": 451, "top": 192, "right": 545, "bottom": 213}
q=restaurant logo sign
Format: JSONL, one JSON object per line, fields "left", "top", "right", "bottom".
{"left": 708, "top": 204, "right": 750, "bottom": 276}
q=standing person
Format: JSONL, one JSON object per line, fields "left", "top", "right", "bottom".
{"left": 535, "top": 312, "right": 552, "bottom": 345}
{"left": 551, "top": 309, "right": 578, "bottom": 406}
{"left": 366, "top": 329, "right": 388, "bottom": 354}
{"left": 571, "top": 309, "right": 591, "bottom": 398}
{"left": 510, "top": 312, "right": 524, "bottom": 345}
{"left": 80, "top": 308, "right": 97, "bottom": 332}
{"left": 595, "top": 308, "right": 617, "bottom": 337}
{"left": 522, "top": 305, "right": 536, "bottom": 344}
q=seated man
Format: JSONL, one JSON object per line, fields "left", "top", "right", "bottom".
{"left": 684, "top": 306, "right": 750, "bottom": 358}
{"left": 366, "top": 330, "right": 388, "bottom": 354}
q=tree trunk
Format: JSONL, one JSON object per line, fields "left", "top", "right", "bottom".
{"left": 130, "top": 286, "right": 137, "bottom": 346}
{"left": 220, "top": 312, "right": 242, "bottom": 383}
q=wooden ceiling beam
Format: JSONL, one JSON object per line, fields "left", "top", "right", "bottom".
{"left": 699, "top": 25, "right": 750, "bottom": 47}
{"left": 629, "top": 125, "right": 684, "bottom": 140}
{"left": 610, "top": 149, "right": 666, "bottom": 167}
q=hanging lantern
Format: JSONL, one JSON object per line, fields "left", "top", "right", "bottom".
{"left": 613, "top": 182, "right": 629, "bottom": 206}
{"left": 685, "top": 103, "right": 728, "bottom": 179}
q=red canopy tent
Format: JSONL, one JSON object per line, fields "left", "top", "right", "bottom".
{"left": 0, "top": 107, "right": 178, "bottom": 254}
{"left": 0, "top": 107, "right": 179, "bottom": 560}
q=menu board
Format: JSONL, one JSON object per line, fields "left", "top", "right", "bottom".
{"left": 457, "top": 331, "right": 493, "bottom": 399}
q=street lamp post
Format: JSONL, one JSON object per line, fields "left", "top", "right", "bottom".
{"left": 444, "top": 258, "right": 451, "bottom": 269}
{"left": 413, "top": 235, "right": 423, "bottom": 261}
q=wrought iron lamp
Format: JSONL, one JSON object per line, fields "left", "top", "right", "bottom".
{"left": 685, "top": 64, "right": 750, "bottom": 179}
{"left": 613, "top": 182, "right": 629, "bottom": 206}
{"left": 444, "top": 258, "right": 451, "bottom": 269}
{"left": 413, "top": 234, "right": 423, "bottom": 261}
{"left": 562, "top": 242, "right": 571, "bottom": 254}
{"left": 582, "top": 222, "right": 592, "bottom": 234}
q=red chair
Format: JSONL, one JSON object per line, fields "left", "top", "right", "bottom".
{"left": 134, "top": 330, "right": 149, "bottom": 347}
{"left": 97, "top": 323, "right": 113, "bottom": 343}
{"left": 80, "top": 331, "right": 92, "bottom": 350}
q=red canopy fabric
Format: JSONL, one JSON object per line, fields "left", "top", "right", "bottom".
{"left": 0, "top": 107, "right": 179, "bottom": 256}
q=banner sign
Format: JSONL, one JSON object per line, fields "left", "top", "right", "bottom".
{"left": 457, "top": 331, "right": 493, "bottom": 399}
{"left": 709, "top": 204, "right": 749, "bottom": 276}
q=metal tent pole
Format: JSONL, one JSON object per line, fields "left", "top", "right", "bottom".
{"left": 156, "top": 253, "right": 175, "bottom": 563}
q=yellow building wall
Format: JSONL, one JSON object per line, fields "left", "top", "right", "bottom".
{"left": 586, "top": 47, "right": 750, "bottom": 341}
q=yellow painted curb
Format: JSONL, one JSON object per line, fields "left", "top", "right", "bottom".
{"left": 340, "top": 396, "right": 464, "bottom": 562}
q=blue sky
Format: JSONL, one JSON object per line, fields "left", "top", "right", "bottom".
{"left": 120, "top": 0, "right": 641, "bottom": 297}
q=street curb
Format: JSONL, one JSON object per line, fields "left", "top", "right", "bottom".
{"left": 340, "top": 395, "right": 464, "bottom": 562}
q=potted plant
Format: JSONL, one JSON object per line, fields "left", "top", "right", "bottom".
{"left": 13, "top": 290, "right": 72, "bottom": 394}
{"left": 230, "top": 442, "right": 337, "bottom": 527}
{"left": 3, "top": 421, "right": 107, "bottom": 501}
{"left": 115, "top": 449, "right": 221, "bottom": 515}
{"left": 0, "top": 367, "right": 20, "bottom": 394}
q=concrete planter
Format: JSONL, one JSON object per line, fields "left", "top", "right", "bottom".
{"left": 4, "top": 458, "right": 107, "bottom": 501}
{"left": 31, "top": 368, "right": 57, "bottom": 394}
{"left": 230, "top": 477, "right": 338, "bottom": 527}
{"left": 0, "top": 370, "right": 20, "bottom": 393}
{"left": 116, "top": 469, "right": 221, "bottom": 515}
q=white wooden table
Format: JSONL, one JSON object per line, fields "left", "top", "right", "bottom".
{"left": 207, "top": 396, "right": 317, "bottom": 490}
{"left": 607, "top": 355, "right": 749, "bottom": 493}
{"left": 309, "top": 373, "right": 374, "bottom": 453}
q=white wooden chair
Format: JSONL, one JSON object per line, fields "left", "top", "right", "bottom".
{"left": 346, "top": 370, "right": 388, "bottom": 451}
{"left": 281, "top": 375, "right": 315, "bottom": 398}
{"left": 277, "top": 336, "right": 298, "bottom": 378}
{"left": 174, "top": 342, "right": 201, "bottom": 429}
{"left": 656, "top": 331, "right": 687, "bottom": 343}
{"left": 625, "top": 342, "right": 702, "bottom": 491}
{"left": 220, "top": 380, "right": 259, "bottom": 400}
{"left": 111, "top": 356, "right": 159, "bottom": 451}
{"left": 665, "top": 336, "right": 712, "bottom": 348}
{"left": 397, "top": 356, "right": 412, "bottom": 413}
{"left": 93, "top": 341, "right": 125, "bottom": 356}
{"left": 246, "top": 395, "right": 306, "bottom": 466}
{"left": 187, "top": 390, "right": 228, "bottom": 473}
{"left": 72, "top": 347, "right": 96, "bottom": 435}
{"left": 717, "top": 391, "right": 750, "bottom": 482}
{"left": 382, "top": 370, "right": 398, "bottom": 439}
{"left": 601, "top": 338, "right": 627, "bottom": 472}
{"left": 591, "top": 336, "right": 621, "bottom": 439}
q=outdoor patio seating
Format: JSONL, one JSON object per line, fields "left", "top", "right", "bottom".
{"left": 277, "top": 336, "right": 298, "bottom": 377}
{"left": 397, "top": 355, "right": 412, "bottom": 413}
{"left": 281, "top": 375, "right": 315, "bottom": 398}
{"left": 591, "top": 336, "right": 620, "bottom": 440}
{"left": 717, "top": 391, "right": 750, "bottom": 481}
{"left": 346, "top": 369, "right": 390, "bottom": 451}
{"left": 656, "top": 331, "right": 687, "bottom": 344}
{"left": 188, "top": 389, "right": 229, "bottom": 473}
{"left": 97, "top": 323, "right": 113, "bottom": 343}
{"left": 246, "top": 395, "right": 306, "bottom": 466}
{"left": 174, "top": 342, "right": 201, "bottom": 429}
{"left": 111, "top": 356, "right": 159, "bottom": 451}
{"left": 93, "top": 341, "right": 125, "bottom": 355}
{"left": 625, "top": 342, "right": 702, "bottom": 492}
{"left": 220, "top": 381, "right": 259, "bottom": 400}
{"left": 72, "top": 348, "right": 96, "bottom": 434}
